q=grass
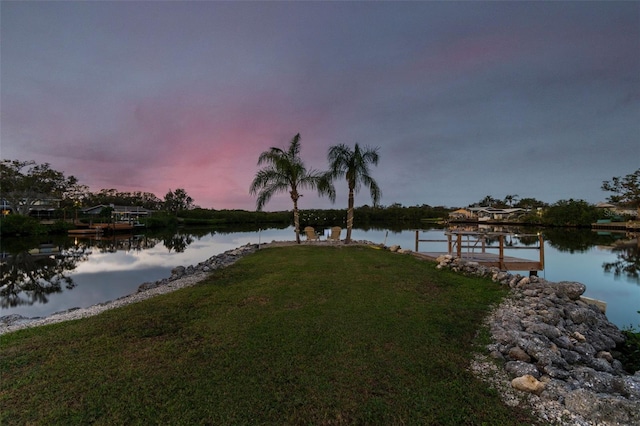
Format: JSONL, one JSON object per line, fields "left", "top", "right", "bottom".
{"left": 0, "top": 246, "right": 539, "bottom": 425}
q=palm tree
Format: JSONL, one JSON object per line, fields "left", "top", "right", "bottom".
{"left": 326, "top": 143, "right": 381, "bottom": 243}
{"left": 250, "top": 133, "right": 334, "bottom": 244}
{"left": 504, "top": 194, "right": 519, "bottom": 207}
{"left": 479, "top": 195, "right": 497, "bottom": 207}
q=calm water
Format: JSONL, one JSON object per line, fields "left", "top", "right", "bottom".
{"left": 2, "top": 226, "right": 638, "bottom": 329}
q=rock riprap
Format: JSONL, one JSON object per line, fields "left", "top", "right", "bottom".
{"left": 436, "top": 254, "right": 640, "bottom": 426}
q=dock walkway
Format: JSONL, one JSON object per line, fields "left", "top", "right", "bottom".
{"left": 591, "top": 221, "right": 640, "bottom": 231}
{"left": 415, "top": 230, "right": 544, "bottom": 273}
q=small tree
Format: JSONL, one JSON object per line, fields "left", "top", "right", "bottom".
{"left": 602, "top": 169, "right": 640, "bottom": 217}
{"left": 164, "top": 188, "right": 194, "bottom": 215}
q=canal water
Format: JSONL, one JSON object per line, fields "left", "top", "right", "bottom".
{"left": 1, "top": 226, "right": 638, "bottom": 330}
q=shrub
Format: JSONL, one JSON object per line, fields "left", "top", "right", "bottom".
{"left": 140, "top": 213, "right": 180, "bottom": 229}
{"left": 615, "top": 329, "right": 640, "bottom": 374}
{"left": 45, "top": 219, "right": 75, "bottom": 234}
{"left": 0, "top": 214, "right": 46, "bottom": 236}
{"left": 542, "top": 199, "right": 605, "bottom": 227}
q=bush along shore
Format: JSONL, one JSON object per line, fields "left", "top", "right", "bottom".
{"left": 435, "top": 254, "right": 640, "bottom": 426}
{"left": 2, "top": 242, "right": 639, "bottom": 425}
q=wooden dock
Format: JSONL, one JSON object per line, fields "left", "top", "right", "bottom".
{"left": 92, "top": 223, "right": 135, "bottom": 232}
{"left": 69, "top": 222, "right": 138, "bottom": 235}
{"left": 69, "top": 228, "right": 103, "bottom": 235}
{"left": 415, "top": 230, "right": 544, "bottom": 273}
{"left": 591, "top": 221, "right": 640, "bottom": 231}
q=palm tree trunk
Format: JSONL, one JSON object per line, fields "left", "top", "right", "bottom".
{"left": 346, "top": 188, "right": 354, "bottom": 243}
{"left": 293, "top": 199, "right": 301, "bottom": 244}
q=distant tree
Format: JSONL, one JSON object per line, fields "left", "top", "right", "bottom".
{"left": 87, "top": 188, "right": 120, "bottom": 206}
{"left": 59, "top": 183, "right": 90, "bottom": 211}
{"left": 472, "top": 195, "right": 498, "bottom": 207}
{"left": 482, "top": 195, "right": 496, "bottom": 207}
{"left": 504, "top": 194, "right": 519, "bottom": 207}
{"left": 164, "top": 188, "right": 194, "bottom": 215}
{"left": 0, "top": 159, "right": 81, "bottom": 216}
{"left": 542, "top": 199, "right": 603, "bottom": 227}
{"left": 86, "top": 189, "right": 162, "bottom": 210}
{"left": 515, "top": 197, "right": 548, "bottom": 210}
{"left": 326, "top": 143, "right": 381, "bottom": 243}
{"left": 130, "top": 191, "right": 163, "bottom": 210}
{"left": 602, "top": 169, "right": 640, "bottom": 216}
{"left": 249, "top": 133, "right": 334, "bottom": 244}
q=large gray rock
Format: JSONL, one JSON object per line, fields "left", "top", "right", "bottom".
{"left": 505, "top": 361, "right": 540, "bottom": 378}
{"left": 555, "top": 281, "right": 586, "bottom": 300}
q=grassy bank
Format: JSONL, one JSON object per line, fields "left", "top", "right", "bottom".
{"left": 0, "top": 246, "right": 537, "bottom": 425}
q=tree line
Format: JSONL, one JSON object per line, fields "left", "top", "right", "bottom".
{"left": 1, "top": 150, "right": 639, "bottom": 237}
{"left": 0, "top": 160, "right": 194, "bottom": 215}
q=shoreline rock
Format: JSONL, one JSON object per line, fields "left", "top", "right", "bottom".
{"left": 435, "top": 254, "right": 640, "bottom": 426}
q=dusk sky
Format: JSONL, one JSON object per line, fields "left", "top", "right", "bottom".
{"left": 2, "top": 1, "right": 638, "bottom": 211}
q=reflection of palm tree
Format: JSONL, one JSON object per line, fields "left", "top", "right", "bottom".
{"left": 326, "top": 143, "right": 381, "bottom": 243}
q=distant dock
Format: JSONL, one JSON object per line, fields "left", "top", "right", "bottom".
{"left": 591, "top": 220, "right": 640, "bottom": 231}
{"left": 68, "top": 222, "right": 140, "bottom": 236}
{"left": 415, "top": 230, "right": 544, "bottom": 274}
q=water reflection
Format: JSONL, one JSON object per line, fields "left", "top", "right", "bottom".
{"left": 543, "top": 228, "right": 619, "bottom": 253}
{"left": 1, "top": 225, "right": 638, "bottom": 326}
{"left": 603, "top": 242, "right": 640, "bottom": 282}
{"left": 0, "top": 227, "right": 261, "bottom": 311}
{"left": 162, "top": 232, "right": 194, "bottom": 253}
{"left": 540, "top": 228, "right": 639, "bottom": 283}
{"left": 71, "top": 234, "right": 160, "bottom": 254}
{"left": 0, "top": 232, "right": 186, "bottom": 310}
{"left": 1, "top": 245, "right": 88, "bottom": 308}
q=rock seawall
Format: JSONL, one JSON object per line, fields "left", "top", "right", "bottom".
{"left": 435, "top": 254, "right": 640, "bottom": 426}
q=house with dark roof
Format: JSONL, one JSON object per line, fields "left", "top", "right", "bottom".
{"left": 82, "top": 204, "right": 152, "bottom": 222}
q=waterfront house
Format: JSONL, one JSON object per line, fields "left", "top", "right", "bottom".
{"left": 595, "top": 202, "right": 639, "bottom": 218}
{"left": 448, "top": 208, "right": 475, "bottom": 220}
{"left": 1, "top": 197, "right": 60, "bottom": 218}
{"left": 82, "top": 204, "right": 152, "bottom": 223}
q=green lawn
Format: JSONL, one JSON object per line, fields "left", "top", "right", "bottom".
{"left": 0, "top": 246, "right": 538, "bottom": 425}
